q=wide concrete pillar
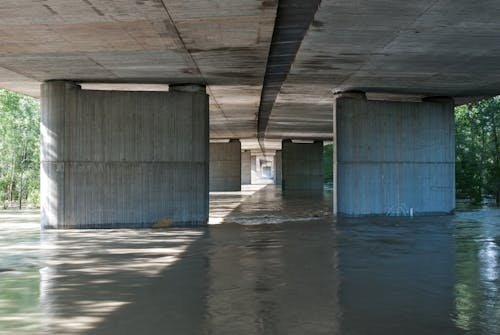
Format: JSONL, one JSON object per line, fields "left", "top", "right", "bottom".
{"left": 333, "top": 92, "right": 455, "bottom": 216}
{"left": 241, "top": 150, "right": 251, "bottom": 185}
{"left": 209, "top": 140, "right": 241, "bottom": 191}
{"left": 282, "top": 140, "right": 323, "bottom": 192}
{"left": 274, "top": 150, "right": 282, "bottom": 185}
{"left": 40, "top": 81, "right": 209, "bottom": 228}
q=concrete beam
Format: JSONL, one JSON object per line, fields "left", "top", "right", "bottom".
{"left": 257, "top": 0, "right": 321, "bottom": 143}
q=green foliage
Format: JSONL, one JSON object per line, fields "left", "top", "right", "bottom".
{"left": 323, "top": 144, "right": 333, "bottom": 183}
{"left": 455, "top": 97, "right": 500, "bottom": 205}
{"left": 0, "top": 90, "right": 40, "bottom": 208}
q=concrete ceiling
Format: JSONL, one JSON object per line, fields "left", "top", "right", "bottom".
{"left": 1, "top": 0, "right": 500, "bottom": 149}
{"left": 264, "top": 0, "right": 500, "bottom": 140}
{"left": 0, "top": 0, "right": 276, "bottom": 141}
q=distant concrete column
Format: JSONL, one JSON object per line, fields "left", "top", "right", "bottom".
{"left": 241, "top": 150, "right": 251, "bottom": 185}
{"left": 256, "top": 157, "right": 262, "bottom": 174}
{"left": 333, "top": 92, "right": 455, "bottom": 216}
{"left": 40, "top": 81, "right": 209, "bottom": 228}
{"left": 251, "top": 155, "right": 257, "bottom": 183}
{"left": 282, "top": 140, "right": 323, "bottom": 192}
{"left": 274, "top": 150, "right": 282, "bottom": 185}
{"left": 210, "top": 140, "right": 241, "bottom": 191}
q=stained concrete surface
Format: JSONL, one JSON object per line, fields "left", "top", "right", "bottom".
{"left": 209, "top": 140, "right": 241, "bottom": 192}
{"left": 41, "top": 81, "right": 209, "bottom": 228}
{"left": 0, "top": 0, "right": 277, "bottom": 141}
{"left": 282, "top": 140, "right": 323, "bottom": 192}
{"left": 1, "top": 1, "right": 500, "bottom": 145}
{"left": 334, "top": 94, "right": 455, "bottom": 216}
{"left": 273, "top": 150, "right": 282, "bottom": 185}
{"left": 241, "top": 150, "right": 251, "bottom": 185}
{"left": 1, "top": 189, "right": 499, "bottom": 334}
{"left": 264, "top": 0, "right": 500, "bottom": 140}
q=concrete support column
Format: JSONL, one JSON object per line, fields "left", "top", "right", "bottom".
{"left": 333, "top": 92, "right": 455, "bottom": 216}
{"left": 241, "top": 150, "right": 251, "bottom": 185}
{"left": 251, "top": 155, "right": 257, "bottom": 183}
{"left": 256, "top": 157, "right": 262, "bottom": 174}
{"left": 41, "top": 81, "right": 209, "bottom": 228}
{"left": 274, "top": 150, "right": 282, "bottom": 185}
{"left": 209, "top": 140, "right": 241, "bottom": 191}
{"left": 282, "top": 140, "right": 323, "bottom": 192}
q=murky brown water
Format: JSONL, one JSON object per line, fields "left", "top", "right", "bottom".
{"left": 1, "top": 185, "right": 499, "bottom": 334}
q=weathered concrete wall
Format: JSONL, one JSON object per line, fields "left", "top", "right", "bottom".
{"left": 241, "top": 150, "right": 251, "bottom": 185}
{"left": 41, "top": 81, "right": 209, "bottom": 228}
{"left": 334, "top": 93, "right": 455, "bottom": 216}
{"left": 209, "top": 140, "right": 241, "bottom": 191}
{"left": 274, "top": 150, "right": 282, "bottom": 185}
{"left": 282, "top": 140, "right": 323, "bottom": 192}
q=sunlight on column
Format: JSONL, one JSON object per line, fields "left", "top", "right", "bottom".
{"left": 40, "top": 123, "right": 59, "bottom": 229}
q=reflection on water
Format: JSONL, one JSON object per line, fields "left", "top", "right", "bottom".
{"left": 205, "top": 222, "right": 339, "bottom": 335}
{"left": 0, "top": 211, "right": 41, "bottom": 335}
{"left": 454, "top": 209, "right": 500, "bottom": 334}
{"left": 0, "top": 187, "right": 499, "bottom": 334}
{"left": 337, "top": 216, "right": 460, "bottom": 335}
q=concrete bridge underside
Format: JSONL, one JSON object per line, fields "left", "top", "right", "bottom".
{"left": 1, "top": 0, "right": 500, "bottom": 227}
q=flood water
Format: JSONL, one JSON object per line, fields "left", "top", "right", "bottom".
{"left": 1, "top": 185, "right": 499, "bottom": 334}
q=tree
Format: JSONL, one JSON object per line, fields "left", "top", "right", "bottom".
{"left": 455, "top": 97, "right": 500, "bottom": 205}
{"left": 0, "top": 90, "right": 40, "bottom": 209}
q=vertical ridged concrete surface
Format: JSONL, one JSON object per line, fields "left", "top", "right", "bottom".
{"left": 274, "top": 150, "right": 282, "bottom": 185}
{"left": 209, "top": 140, "right": 241, "bottom": 191}
{"left": 282, "top": 140, "right": 323, "bottom": 192}
{"left": 241, "top": 150, "right": 251, "bottom": 185}
{"left": 334, "top": 94, "right": 455, "bottom": 216}
{"left": 41, "top": 81, "right": 209, "bottom": 228}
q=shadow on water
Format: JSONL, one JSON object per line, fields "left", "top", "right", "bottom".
{"left": 1, "top": 189, "right": 500, "bottom": 334}
{"left": 40, "top": 229, "right": 208, "bottom": 335}
{"left": 74, "top": 185, "right": 339, "bottom": 335}
{"left": 336, "top": 215, "right": 461, "bottom": 335}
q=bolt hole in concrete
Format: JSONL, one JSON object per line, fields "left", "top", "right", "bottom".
{"left": 0, "top": 187, "right": 499, "bottom": 334}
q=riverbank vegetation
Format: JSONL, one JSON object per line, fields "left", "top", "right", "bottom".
{"left": 455, "top": 97, "right": 500, "bottom": 205}
{"left": 0, "top": 90, "right": 40, "bottom": 209}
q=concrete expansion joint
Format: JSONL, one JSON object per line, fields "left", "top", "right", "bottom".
{"left": 283, "top": 139, "right": 322, "bottom": 144}
{"left": 422, "top": 96, "right": 455, "bottom": 104}
{"left": 333, "top": 90, "right": 366, "bottom": 100}
{"left": 169, "top": 84, "right": 206, "bottom": 93}
{"left": 43, "top": 80, "right": 81, "bottom": 90}
{"left": 338, "top": 161, "right": 455, "bottom": 165}
{"left": 41, "top": 160, "right": 208, "bottom": 164}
